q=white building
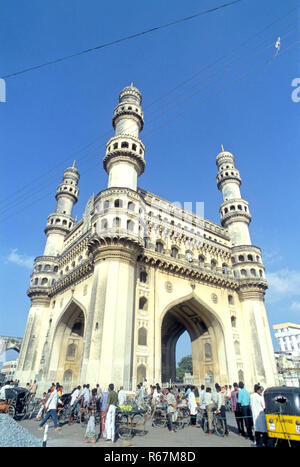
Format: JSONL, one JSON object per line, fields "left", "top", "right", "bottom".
{"left": 0, "top": 360, "right": 18, "bottom": 381}
{"left": 273, "top": 323, "right": 300, "bottom": 357}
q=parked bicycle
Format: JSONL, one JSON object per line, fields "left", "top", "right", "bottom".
{"left": 200, "top": 408, "right": 226, "bottom": 436}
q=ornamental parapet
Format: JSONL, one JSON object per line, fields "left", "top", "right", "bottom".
{"left": 103, "top": 149, "right": 145, "bottom": 177}
{"left": 139, "top": 249, "right": 239, "bottom": 290}
{"left": 112, "top": 105, "right": 144, "bottom": 131}
{"left": 88, "top": 232, "right": 143, "bottom": 264}
{"left": 220, "top": 208, "right": 252, "bottom": 227}
{"left": 237, "top": 278, "right": 268, "bottom": 301}
{"left": 45, "top": 213, "right": 76, "bottom": 235}
{"left": 48, "top": 257, "right": 94, "bottom": 296}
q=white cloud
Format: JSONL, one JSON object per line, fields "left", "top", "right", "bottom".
{"left": 7, "top": 248, "right": 34, "bottom": 269}
{"left": 265, "top": 269, "right": 300, "bottom": 303}
{"left": 290, "top": 302, "right": 300, "bottom": 311}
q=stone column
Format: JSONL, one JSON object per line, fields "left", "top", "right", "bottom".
{"left": 85, "top": 236, "right": 140, "bottom": 390}
{"left": 238, "top": 286, "right": 277, "bottom": 388}
{"left": 15, "top": 295, "right": 50, "bottom": 386}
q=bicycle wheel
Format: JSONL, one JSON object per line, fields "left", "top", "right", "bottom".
{"left": 152, "top": 409, "right": 167, "bottom": 428}
{"left": 202, "top": 416, "right": 209, "bottom": 433}
{"left": 116, "top": 413, "right": 133, "bottom": 440}
{"left": 215, "top": 415, "right": 225, "bottom": 436}
{"left": 132, "top": 413, "right": 146, "bottom": 436}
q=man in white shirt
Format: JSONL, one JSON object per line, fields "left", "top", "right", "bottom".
{"left": 250, "top": 384, "right": 268, "bottom": 447}
{"left": 38, "top": 386, "right": 63, "bottom": 431}
{"left": 118, "top": 386, "right": 127, "bottom": 406}
{"left": 204, "top": 387, "right": 216, "bottom": 435}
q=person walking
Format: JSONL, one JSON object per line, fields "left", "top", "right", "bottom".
{"left": 96, "top": 384, "right": 102, "bottom": 399}
{"left": 99, "top": 389, "right": 109, "bottom": 439}
{"left": 84, "top": 388, "right": 98, "bottom": 444}
{"left": 135, "top": 383, "right": 144, "bottom": 407}
{"left": 29, "top": 380, "right": 38, "bottom": 398}
{"left": 238, "top": 382, "right": 254, "bottom": 441}
{"left": 204, "top": 387, "right": 216, "bottom": 435}
{"left": 188, "top": 386, "right": 198, "bottom": 427}
{"left": 230, "top": 382, "right": 244, "bottom": 436}
{"left": 164, "top": 387, "right": 177, "bottom": 433}
{"left": 250, "top": 384, "right": 268, "bottom": 447}
{"left": 198, "top": 385, "right": 206, "bottom": 428}
{"left": 68, "top": 385, "right": 81, "bottom": 424}
{"left": 104, "top": 384, "right": 118, "bottom": 443}
{"left": 215, "top": 384, "right": 229, "bottom": 435}
{"left": 118, "top": 386, "right": 127, "bottom": 406}
{"left": 38, "top": 385, "right": 63, "bottom": 431}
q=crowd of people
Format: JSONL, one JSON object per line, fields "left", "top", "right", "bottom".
{"left": 0, "top": 377, "right": 268, "bottom": 446}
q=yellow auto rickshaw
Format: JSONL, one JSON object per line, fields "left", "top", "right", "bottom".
{"left": 264, "top": 386, "right": 300, "bottom": 447}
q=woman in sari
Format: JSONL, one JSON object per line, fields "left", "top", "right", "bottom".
{"left": 84, "top": 388, "right": 98, "bottom": 443}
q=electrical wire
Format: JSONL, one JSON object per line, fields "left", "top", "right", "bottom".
{"left": 1, "top": 1, "right": 243, "bottom": 79}
{"left": 1, "top": 5, "right": 297, "bottom": 210}
{"left": 1, "top": 37, "right": 299, "bottom": 224}
{"left": 1, "top": 7, "right": 299, "bottom": 217}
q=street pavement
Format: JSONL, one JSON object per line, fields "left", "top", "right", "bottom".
{"left": 19, "top": 411, "right": 254, "bottom": 448}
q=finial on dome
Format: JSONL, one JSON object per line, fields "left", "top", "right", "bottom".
{"left": 221, "top": 144, "right": 224, "bottom": 152}
{"left": 131, "top": 82, "right": 133, "bottom": 88}
{"left": 72, "top": 160, "right": 76, "bottom": 168}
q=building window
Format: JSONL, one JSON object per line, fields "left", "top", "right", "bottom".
{"left": 155, "top": 241, "right": 163, "bottom": 253}
{"left": 138, "top": 327, "right": 147, "bottom": 346}
{"left": 139, "top": 297, "right": 148, "bottom": 311}
{"left": 140, "top": 271, "right": 147, "bottom": 283}
{"left": 114, "top": 199, "right": 123, "bottom": 208}
{"left": 228, "top": 295, "right": 234, "bottom": 305}
{"left": 128, "top": 201, "right": 135, "bottom": 211}
{"left": 113, "top": 217, "right": 121, "bottom": 228}
{"left": 231, "top": 316, "right": 237, "bottom": 328}
{"left": 171, "top": 247, "right": 178, "bottom": 258}
{"left": 127, "top": 220, "right": 134, "bottom": 232}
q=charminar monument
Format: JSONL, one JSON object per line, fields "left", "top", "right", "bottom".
{"left": 15, "top": 84, "right": 278, "bottom": 394}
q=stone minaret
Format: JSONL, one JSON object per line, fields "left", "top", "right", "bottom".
{"left": 216, "top": 146, "right": 277, "bottom": 385}
{"left": 17, "top": 165, "right": 80, "bottom": 382}
{"left": 103, "top": 83, "right": 145, "bottom": 191}
{"left": 216, "top": 146, "right": 251, "bottom": 246}
{"left": 43, "top": 164, "right": 80, "bottom": 256}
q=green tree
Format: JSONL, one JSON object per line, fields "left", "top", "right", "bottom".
{"left": 176, "top": 355, "right": 193, "bottom": 379}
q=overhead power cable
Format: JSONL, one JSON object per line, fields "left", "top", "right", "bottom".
{"left": 1, "top": 37, "right": 299, "bottom": 224}
{"left": 0, "top": 5, "right": 298, "bottom": 216}
{"left": 2, "top": 1, "right": 243, "bottom": 79}
{"left": 0, "top": 4, "right": 296, "bottom": 210}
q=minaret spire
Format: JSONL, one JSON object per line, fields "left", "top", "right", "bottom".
{"left": 216, "top": 147, "right": 251, "bottom": 246}
{"left": 103, "top": 84, "right": 145, "bottom": 191}
{"left": 43, "top": 165, "right": 80, "bottom": 256}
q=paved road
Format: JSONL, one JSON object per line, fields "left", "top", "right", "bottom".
{"left": 19, "top": 411, "right": 254, "bottom": 448}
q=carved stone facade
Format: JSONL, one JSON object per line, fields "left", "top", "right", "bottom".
{"left": 15, "top": 85, "right": 278, "bottom": 394}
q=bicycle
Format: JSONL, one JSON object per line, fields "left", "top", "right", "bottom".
{"left": 201, "top": 408, "right": 226, "bottom": 436}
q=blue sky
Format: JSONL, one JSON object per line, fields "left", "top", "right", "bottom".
{"left": 0, "top": 0, "right": 299, "bottom": 366}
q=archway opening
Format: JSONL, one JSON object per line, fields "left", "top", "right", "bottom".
{"left": 49, "top": 301, "right": 85, "bottom": 390}
{"left": 161, "top": 296, "right": 226, "bottom": 387}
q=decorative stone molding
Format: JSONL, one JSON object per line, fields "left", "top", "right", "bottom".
{"left": 103, "top": 150, "right": 145, "bottom": 177}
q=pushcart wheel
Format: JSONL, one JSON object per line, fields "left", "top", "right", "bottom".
{"left": 132, "top": 413, "right": 146, "bottom": 436}
{"left": 8, "top": 404, "right": 16, "bottom": 419}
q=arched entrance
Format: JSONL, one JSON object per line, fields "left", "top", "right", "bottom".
{"left": 49, "top": 300, "right": 85, "bottom": 389}
{"left": 161, "top": 295, "right": 228, "bottom": 386}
